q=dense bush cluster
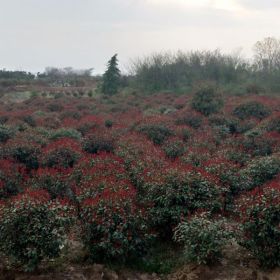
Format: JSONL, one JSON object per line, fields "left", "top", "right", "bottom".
{"left": 0, "top": 92, "right": 279, "bottom": 271}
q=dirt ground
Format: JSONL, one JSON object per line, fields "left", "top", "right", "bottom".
{"left": 1, "top": 243, "right": 280, "bottom": 280}
{"left": 1, "top": 264, "right": 280, "bottom": 280}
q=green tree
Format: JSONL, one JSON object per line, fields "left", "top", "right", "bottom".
{"left": 102, "top": 54, "right": 121, "bottom": 95}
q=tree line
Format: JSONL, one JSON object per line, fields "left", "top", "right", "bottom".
{"left": 1, "top": 37, "right": 280, "bottom": 94}
{"left": 129, "top": 37, "right": 280, "bottom": 94}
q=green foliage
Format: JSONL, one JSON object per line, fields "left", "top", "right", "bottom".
{"left": 147, "top": 169, "right": 222, "bottom": 237}
{"left": 137, "top": 124, "right": 174, "bottom": 145}
{"left": 105, "top": 119, "right": 113, "bottom": 128}
{"left": 266, "top": 115, "right": 280, "bottom": 133}
{"left": 0, "top": 125, "right": 16, "bottom": 143}
{"left": 0, "top": 190, "right": 73, "bottom": 271}
{"left": 233, "top": 101, "right": 271, "bottom": 120}
{"left": 82, "top": 133, "right": 115, "bottom": 154}
{"left": 23, "top": 115, "right": 36, "bottom": 127}
{"left": 47, "top": 103, "right": 64, "bottom": 112}
{"left": 0, "top": 160, "right": 26, "bottom": 199}
{"left": 176, "top": 112, "right": 203, "bottom": 129}
{"left": 41, "top": 139, "right": 82, "bottom": 169}
{"left": 50, "top": 128, "right": 82, "bottom": 141}
{"left": 181, "top": 128, "right": 192, "bottom": 142}
{"left": 240, "top": 155, "right": 280, "bottom": 191}
{"left": 102, "top": 54, "right": 121, "bottom": 95}
{"left": 8, "top": 141, "right": 40, "bottom": 170}
{"left": 242, "top": 131, "right": 274, "bottom": 157}
{"left": 237, "top": 186, "right": 280, "bottom": 268}
{"left": 174, "top": 213, "right": 231, "bottom": 264}
{"left": 191, "top": 86, "right": 224, "bottom": 116}
{"left": 31, "top": 169, "right": 74, "bottom": 199}
{"left": 163, "top": 139, "right": 186, "bottom": 159}
{"left": 208, "top": 115, "right": 238, "bottom": 134}
{"left": 80, "top": 194, "right": 152, "bottom": 263}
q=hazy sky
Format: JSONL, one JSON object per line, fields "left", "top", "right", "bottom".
{"left": 0, "top": 0, "right": 279, "bottom": 74}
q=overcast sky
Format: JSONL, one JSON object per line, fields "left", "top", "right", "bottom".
{"left": 0, "top": 0, "right": 279, "bottom": 74}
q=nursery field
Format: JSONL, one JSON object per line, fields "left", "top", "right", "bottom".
{"left": 0, "top": 87, "right": 279, "bottom": 279}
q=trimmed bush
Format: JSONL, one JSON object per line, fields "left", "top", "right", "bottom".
{"left": 191, "top": 86, "right": 224, "bottom": 116}
{"left": 146, "top": 166, "right": 222, "bottom": 237}
{"left": 208, "top": 115, "right": 238, "bottom": 134}
{"left": 0, "top": 189, "right": 73, "bottom": 271}
{"left": 41, "top": 138, "right": 83, "bottom": 168}
{"left": 233, "top": 101, "right": 271, "bottom": 120}
{"left": 137, "top": 124, "right": 174, "bottom": 145}
{"left": 31, "top": 168, "right": 74, "bottom": 199}
{"left": 174, "top": 213, "right": 231, "bottom": 264}
{"left": 7, "top": 139, "right": 41, "bottom": 170}
{"left": 176, "top": 111, "right": 203, "bottom": 129}
{"left": 163, "top": 138, "right": 186, "bottom": 159}
{"left": 83, "top": 132, "right": 115, "bottom": 154}
{"left": 50, "top": 128, "right": 82, "bottom": 141}
{"left": 240, "top": 155, "right": 280, "bottom": 191}
{"left": 266, "top": 114, "right": 280, "bottom": 133}
{"left": 0, "top": 125, "right": 15, "bottom": 143}
{"left": 237, "top": 178, "right": 280, "bottom": 268}
{"left": 105, "top": 119, "right": 113, "bottom": 128}
{"left": 0, "top": 159, "right": 26, "bottom": 199}
{"left": 242, "top": 131, "right": 274, "bottom": 157}
{"left": 79, "top": 186, "right": 151, "bottom": 262}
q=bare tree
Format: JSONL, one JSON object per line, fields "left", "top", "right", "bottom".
{"left": 253, "top": 37, "right": 280, "bottom": 73}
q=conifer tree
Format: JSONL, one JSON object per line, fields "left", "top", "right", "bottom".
{"left": 101, "top": 54, "right": 121, "bottom": 95}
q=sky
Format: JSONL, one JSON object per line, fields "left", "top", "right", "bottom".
{"left": 0, "top": 0, "right": 279, "bottom": 74}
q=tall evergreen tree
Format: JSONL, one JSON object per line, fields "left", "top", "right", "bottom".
{"left": 102, "top": 54, "right": 121, "bottom": 95}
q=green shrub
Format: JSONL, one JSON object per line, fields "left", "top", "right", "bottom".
{"left": 0, "top": 190, "right": 73, "bottom": 271}
{"left": 8, "top": 142, "right": 40, "bottom": 170}
{"left": 163, "top": 139, "right": 186, "bottom": 159}
{"left": 0, "top": 125, "right": 16, "bottom": 143}
{"left": 50, "top": 128, "right": 82, "bottom": 141}
{"left": 191, "top": 86, "right": 224, "bottom": 116}
{"left": 0, "top": 115, "right": 9, "bottom": 124}
{"left": 137, "top": 124, "right": 174, "bottom": 145}
{"left": 147, "top": 168, "right": 222, "bottom": 237}
{"left": 175, "top": 112, "right": 203, "bottom": 129}
{"left": 237, "top": 181, "right": 280, "bottom": 268}
{"left": 233, "top": 101, "right": 271, "bottom": 120}
{"left": 80, "top": 190, "right": 152, "bottom": 263}
{"left": 242, "top": 131, "right": 274, "bottom": 157}
{"left": 47, "top": 103, "right": 64, "bottom": 112}
{"left": 31, "top": 168, "right": 74, "bottom": 199}
{"left": 41, "top": 138, "right": 82, "bottom": 168}
{"left": 174, "top": 213, "right": 231, "bottom": 264}
{"left": 240, "top": 155, "right": 280, "bottom": 191}
{"left": 266, "top": 114, "right": 280, "bottom": 133}
{"left": 208, "top": 115, "right": 238, "bottom": 134}
{"left": 0, "top": 160, "right": 26, "bottom": 199}
{"left": 235, "top": 119, "right": 258, "bottom": 134}
{"left": 83, "top": 132, "right": 115, "bottom": 154}
{"left": 23, "top": 115, "right": 36, "bottom": 127}
{"left": 105, "top": 119, "right": 113, "bottom": 128}
{"left": 181, "top": 128, "right": 192, "bottom": 142}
